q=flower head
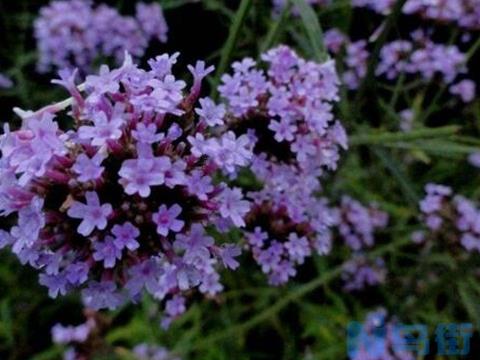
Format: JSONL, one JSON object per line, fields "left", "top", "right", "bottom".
{"left": 0, "top": 53, "right": 252, "bottom": 322}
{"left": 34, "top": 0, "right": 169, "bottom": 73}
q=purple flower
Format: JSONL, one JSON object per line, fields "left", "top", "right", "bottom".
{"left": 118, "top": 144, "right": 171, "bottom": 197}
{"left": 52, "top": 322, "right": 92, "bottom": 344}
{"left": 72, "top": 152, "right": 105, "bottom": 182}
{"left": 195, "top": 97, "right": 226, "bottom": 127}
{"left": 112, "top": 222, "right": 140, "bottom": 251}
{"left": 133, "top": 343, "right": 180, "bottom": 360}
{"left": 247, "top": 227, "right": 268, "bottom": 247}
{"left": 148, "top": 53, "right": 179, "bottom": 78}
{"left": 126, "top": 258, "right": 163, "bottom": 297}
{"left": 65, "top": 262, "right": 89, "bottom": 285}
{"left": 82, "top": 281, "right": 124, "bottom": 310}
{"left": 39, "top": 273, "right": 69, "bottom": 298}
{"left": 93, "top": 236, "right": 123, "bottom": 268}
{"left": 218, "top": 187, "right": 250, "bottom": 227}
{"left": 199, "top": 272, "right": 223, "bottom": 296}
{"left": 268, "top": 119, "right": 297, "bottom": 142}
{"left": 0, "top": 73, "right": 13, "bottom": 89}
{"left": 152, "top": 204, "right": 184, "bottom": 236}
{"left": 0, "top": 52, "right": 252, "bottom": 321}
{"left": 219, "top": 244, "right": 241, "bottom": 269}
{"left": 334, "top": 197, "right": 388, "bottom": 251}
{"left": 450, "top": 79, "right": 476, "bottom": 102}
{"left": 67, "top": 191, "right": 113, "bottom": 236}
{"left": 257, "top": 242, "right": 283, "bottom": 273}
{"left": 135, "top": 3, "right": 168, "bottom": 43}
{"left": 342, "top": 256, "right": 387, "bottom": 291}
{"left": 34, "top": 0, "right": 169, "bottom": 73}
{"left": 10, "top": 197, "right": 45, "bottom": 253}
{"left": 79, "top": 108, "right": 125, "bottom": 147}
{"left": 468, "top": 152, "right": 480, "bottom": 168}
{"left": 186, "top": 170, "right": 214, "bottom": 201}
{"left": 132, "top": 123, "right": 164, "bottom": 144}
{"left": 284, "top": 233, "right": 311, "bottom": 264}
{"left": 291, "top": 135, "right": 317, "bottom": 163}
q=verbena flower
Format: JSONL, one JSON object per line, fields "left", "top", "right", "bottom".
{"left": 0, "top": 53, "right": 253, "bottom": 322}
{"left": 342, "top": 255, "right": 387, "bottom": 292}
{"left": 0, "top": 73, "right": 13, "bottom": 89}
{"left": 34, "top": 0, "right": 168, "bottom": 73}
{"left": 353, "top": 0, "right": 480, "bottom": 30}
{"left": 333, "top": 196, "right": 388, "bottom": 251}
{"left": 219, "top": 46, "right": 346, "bottom": 284}
{"left": 52, "top": 312, "right": 181, "bottom": 360}
{"left": 133, "top": 344, "right": 181, "bottom": 360}
{"left": 449, "top": 79, "right": 476, "bottom": 102}
{"left": 415, "top": 183, "right": 480, "bottom": 253}
{"left": 326, "top": 28, "right": 468, "bottom": 90}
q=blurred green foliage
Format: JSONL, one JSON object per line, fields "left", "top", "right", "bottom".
{"left": 1, "top": 0, "right": 480, "bottom": 359}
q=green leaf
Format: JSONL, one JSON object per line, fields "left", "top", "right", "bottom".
{"left": 291, "top": 0, "right": 328, "bottom": 62}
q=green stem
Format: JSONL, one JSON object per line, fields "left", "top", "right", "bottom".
{"left": 349, "top": 126, "right": 459, "bottom": 146}
{"left": 189, "top": 236, "right": 413, "bottom": 350}
{"left": 292, "top": 0, "right": 328, "bottom": 62}
{"left": 211, "top": 0, "right": 252, "bottom": 99}
{"left": 259, "top": 1, "right": 290, "bottom": 54}
{"left": 354, "top": 0, "right": 408, "bottom": 104}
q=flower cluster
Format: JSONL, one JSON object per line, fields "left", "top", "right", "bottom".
{"left": 331, "top": 197, "right": 388, "bottom": 291}
{"left": 333, "top": 196, "right": 388, "bottom": 251}
{"left": 324, "top": 28, "right": 370, "bottom": 90}
{"left": 34, "top": 0, "right": 168, "bottom": 73}
{"left": 52, "top": 321, "right": 94, "bottom": 345}
{"left": 376, "top": 31, "right": 468, "bottom": 85}
{"left": 220, "top": 45, "right": 346, "bottom": 174}
{"left": 0, "top": 53, "right": 254, "bottom": 321}
{"left": 348, "top": 309, "right": 414, "bottom": 360}
{"left": 351, "top": 0, "right": 396, "bottom": 15}
{"left": 219, "top": 45, "right": 346, "bottom": 284}
{"left": 52, "top": 311, "right": 180, "bottom": 360}
{"left": 133, "top": 344, "right": 181, "bottom": 360}
{"left": 342, "top": 255, "right": 387, "bottom": 292}
{"left": 353, "top": 0, "right": 480, "bottom": 29}
{"left": 325, "top": 28, "right": 471, "bottom": 94}
{"left": 414, "top": 184, "right": 480, "bottom": 253}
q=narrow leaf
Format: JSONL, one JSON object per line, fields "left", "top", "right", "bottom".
{"left": 291, "top": 0, "right": 328, "bottom": 62}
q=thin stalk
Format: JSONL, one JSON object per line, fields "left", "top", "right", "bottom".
{"left": 211, "top": 0, "right": 252, "bottom": 99}
{"left": 189, "top": 236, "right": 413, "bottom": 350}
{"left": 349, "top": 126, "right": 459, "bottom": 146}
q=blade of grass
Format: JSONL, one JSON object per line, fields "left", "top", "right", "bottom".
{"left": 349, "top": 126, "right": 459, "bottom": 146}
{"left": 188, "top": 235, "right": 412, "bottom": 350}
{"left": 211, "top": 0, "right": 252, "bottom": 98}
{"left": 385, "top": 140, "right": 480, "bottom": 155}
{"left": 373, "top": 147, "right": 419, "bottom": 206}
{"left": 160, "top": 0, "right": 199, "bottom": 10}
{"left": 259, "top": 1, "right": 290, "bottom": 54}
{"left": 291, "top": 0, "right": 328, "bottom": 62}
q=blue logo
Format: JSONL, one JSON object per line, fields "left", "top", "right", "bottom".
{"left": 347, "top": 322, "right": 474, "bottom": 357}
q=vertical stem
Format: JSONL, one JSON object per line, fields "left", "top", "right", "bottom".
{"left": 211, "top": 0, "right": 253, "bottom": 99}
